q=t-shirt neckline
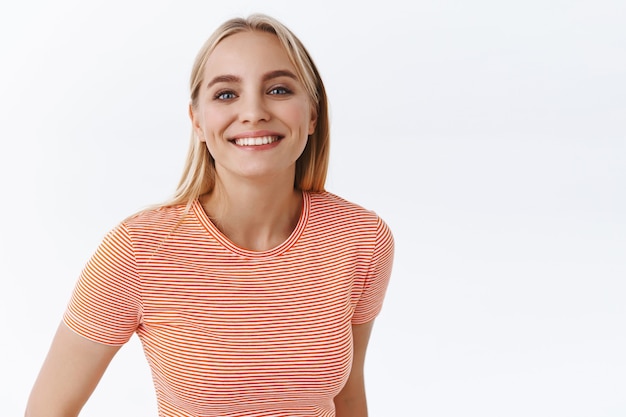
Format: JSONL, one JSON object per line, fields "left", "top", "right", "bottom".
{"left": 191, "top": 191, "right": 311, "bottom": 258}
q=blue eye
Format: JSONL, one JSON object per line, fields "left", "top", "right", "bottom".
{"left": 268, "top": 86, "right": 292, "bottom": 95}
{"left": 215, "top": 91, "right": 236, "bottom": 100}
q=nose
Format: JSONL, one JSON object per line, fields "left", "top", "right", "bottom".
{"left": 238, "top": 93, "right": 270, "bottom": 124}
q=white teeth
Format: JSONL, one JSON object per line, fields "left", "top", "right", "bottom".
{"left": 233, "top": 136, "right": 280, "bottom": 146}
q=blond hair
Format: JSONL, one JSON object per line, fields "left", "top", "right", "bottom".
{"left": 164, "top": 14, "right": 330, "bottom": 208}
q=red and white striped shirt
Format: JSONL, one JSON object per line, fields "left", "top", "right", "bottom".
{"left": 64, "top": 191, "right": 394, "bottom": 416}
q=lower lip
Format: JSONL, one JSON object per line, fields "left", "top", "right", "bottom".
{"left": 231, "top": 138, "right": 282, "bottom": 150}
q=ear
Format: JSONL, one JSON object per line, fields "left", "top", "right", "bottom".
{"left": 189, "top": 103, "right": 205, "bottom": 142}
{"left": 308, "top": 105, "right": 318, "bottom": 135}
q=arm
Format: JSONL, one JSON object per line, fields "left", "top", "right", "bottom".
{"left": 334, "top": 321, "right": 375, "bottom": 417}
{"left": 25, "top": 322, "right": 121, "bottom": 417}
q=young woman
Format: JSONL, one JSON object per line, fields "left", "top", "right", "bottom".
{"left": 26, "top": 14, "right": 394, "bottom": 417}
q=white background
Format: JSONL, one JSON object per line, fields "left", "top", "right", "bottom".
{"left": 1, "top": 0, "right": 625, "bottom": 416}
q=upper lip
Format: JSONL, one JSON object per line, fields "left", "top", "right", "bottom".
{"left": 230, "top": 130, "right": 284, "bottom": 140}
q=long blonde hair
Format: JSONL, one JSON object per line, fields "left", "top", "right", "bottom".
{"left": 164, "top": 14, "right": 330, "bottom": 208}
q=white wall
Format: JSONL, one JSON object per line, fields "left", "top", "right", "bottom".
{"left": 1, "top": 0, "right": 624, "bottom": 416}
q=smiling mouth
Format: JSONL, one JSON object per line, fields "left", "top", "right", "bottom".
{"left": 231, "top": 136, "right": 282, "bottom": 146}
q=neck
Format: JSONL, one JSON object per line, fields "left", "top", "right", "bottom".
{"left": 200, "top": 175, "right": 303, "bottom": 252}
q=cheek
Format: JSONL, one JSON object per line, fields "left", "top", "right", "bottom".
{"left": 284, "top": 104, "right": 314, "bottom": 133}
{"left": 200, "top": 110, "right": 232, "bottom": 137}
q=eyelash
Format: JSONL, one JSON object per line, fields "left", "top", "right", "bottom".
{"left": 268, "top": 86, "right": 292, "bottom": 95}
{"left": 212, "top": 86, "right": 293, "bottom": 101}
{"left": 214, "top": 90, "right": 236, "bottom": 101}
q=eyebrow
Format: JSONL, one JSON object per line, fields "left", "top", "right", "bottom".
{"left": 206, "top": 70, "right": 298, "bottom": 89}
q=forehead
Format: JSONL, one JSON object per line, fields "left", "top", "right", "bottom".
{"left": 204, "top": 31, "right": 295, "bottom": 76}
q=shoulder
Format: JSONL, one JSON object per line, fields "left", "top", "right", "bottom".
{"left": 120, "top": 202, "right": 194, "bottom": 237}
{"left": 307, "top": 191, "right": 392, "bottom": 238}
{"left": 309, "top": 191, "right": 379, "bottom": 220}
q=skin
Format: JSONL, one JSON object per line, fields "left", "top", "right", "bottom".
{"left": 25, "top": 30, "right": 375, "bottom": 417}
{"left": 25, "top": 323, "right": 120, "bottom": 417}
{"left": 190, "top": 30, "right": 317, "bottom": 252}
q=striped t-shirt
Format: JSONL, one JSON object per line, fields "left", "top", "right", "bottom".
{"left": 64, "top": 191, "right": 394, "bottom": 417}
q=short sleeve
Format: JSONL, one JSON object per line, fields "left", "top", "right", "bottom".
{"left": 63, "top": 224, "right": 142, "bottom": 345}
{"left": 352, "top": 217, "right": 395, "bottom": 324}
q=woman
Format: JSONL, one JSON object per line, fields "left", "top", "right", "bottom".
{"left": 26, "top": 14, "right": 394, "bottom": 417}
